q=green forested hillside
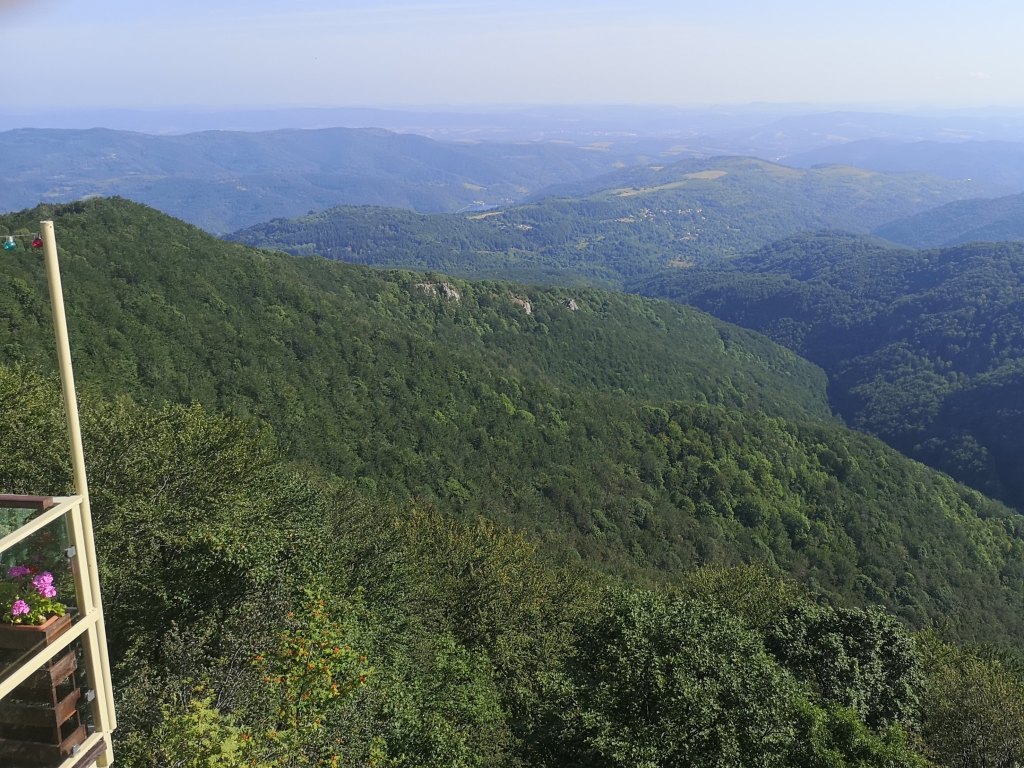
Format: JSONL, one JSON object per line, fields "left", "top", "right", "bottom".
{"left": 230, "top": 156, "right": 977, "bottom": 282}
{"left": 5, "top": 363, "right": 994, "bottom": 768}
{"left": 0, "top": 198, "right": 828, "bottom": 441}
{"left": 636, "top": 232, "right": 1024, "bottom": 512}
{"left": 2, "top": 198, "right": 1024, "bottom": 635}
{"left": 7, "top": 199, "right": 1024, "bottom": 765}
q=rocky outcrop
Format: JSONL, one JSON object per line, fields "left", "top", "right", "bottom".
{"left": 564, "top": 298, "right": 580, "bottom": 311}
{"left": 415, "top": 282, "right": 461, "bottom": 302}
{"left": 512, "top": 296, "right": 532, "bottom": 315}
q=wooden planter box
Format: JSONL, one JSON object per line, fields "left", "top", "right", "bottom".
{"left": 0, "top": 614, "right": 86, "bottom": 766}
{"left": 0, "top": 614, "right": 72, "bottom": 651}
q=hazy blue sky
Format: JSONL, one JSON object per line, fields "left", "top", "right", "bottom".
{"left": 2, "top": 0, "right": 1020, "bottom": 109}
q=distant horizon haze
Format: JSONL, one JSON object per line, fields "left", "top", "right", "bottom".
{"left": 2, "top": 0, "right": 1023, "bottom": 113}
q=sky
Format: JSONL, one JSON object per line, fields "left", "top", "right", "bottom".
{"left": 1, "top": 0, "right": 1022, "bottom": 110}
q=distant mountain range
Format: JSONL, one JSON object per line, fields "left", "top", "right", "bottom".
{"left": 9, "top": 104, "right": 1024, "bottom": 149}
{"left": 788, "top": 138, "right": 1024, "bottom": 193}
{"left": 230, "top": 155, "right": 979, "bottom": 282}
{"left": 6, "top": 109, "right": 1024, "bottom": 237}
{"left": 0, "top": 126, "right": 684, "bottom": 233}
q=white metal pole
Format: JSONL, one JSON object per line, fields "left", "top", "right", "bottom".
{"left": 40, "top": 221, "right": 118, "bottom": 733}
{"left": 39, "top": 223, "right": 87, "bottom": 507}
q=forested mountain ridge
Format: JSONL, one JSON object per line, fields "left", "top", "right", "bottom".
{"left": 4, "top": 198, "right": 1024, "bottom": 642}
{"left": 0, "top": 126, "right": 656, "bottom": 233}
{"left": 635, "top": 232, "right": 1024, "bottom": 512}
{"left": 230, "top": 155, "right": 979, "bottom": 281}
{"left": 6, "top": 199, "right": 1024, "bottom": 764}
{"left": 0, "top": 198, "right": 829, "bottom": 426}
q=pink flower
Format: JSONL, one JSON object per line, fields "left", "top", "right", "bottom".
{"left": 7, "top": 565, "right": 32, "bottom": 578}
{"left": 32, "top": 572, "right": 56, "bottom": 599}
{"left": 10, "top": 600, "right": 29, "bottom": 617}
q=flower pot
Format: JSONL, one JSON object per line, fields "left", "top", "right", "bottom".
{"left": 0, "top": 615, "right": 71, "bottom": 652}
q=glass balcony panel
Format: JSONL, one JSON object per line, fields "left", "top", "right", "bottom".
{"left": 0, "top": 512, "right": 79, "bottom": 685}
{"left": 0, "top": 498, "right": 54, "bottom": 540}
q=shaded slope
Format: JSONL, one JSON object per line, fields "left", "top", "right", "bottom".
{"left": 635, "top": 232, "right": 1024, "bottom": 511}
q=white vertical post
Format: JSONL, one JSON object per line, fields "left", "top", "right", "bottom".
{"left": 39, "top": 221, "right": 118, "bottom": 736}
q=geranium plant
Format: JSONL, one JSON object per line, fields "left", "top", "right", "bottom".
{"left": 0, "top": 564, "right": 67, "bottom": 625}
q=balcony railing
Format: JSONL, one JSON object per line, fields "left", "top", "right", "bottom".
{"left": 0, "top": 495, "right": 115, "bottom": 768}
